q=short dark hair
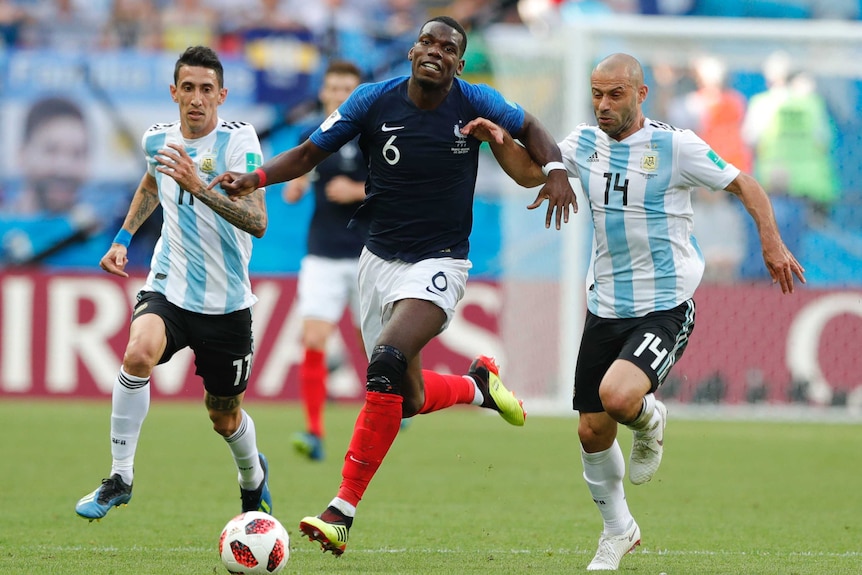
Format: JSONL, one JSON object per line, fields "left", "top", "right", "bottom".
{"left": 174, "top": 45, "right": 224, "bottom": 88}
{"left": 423, "top": 16, "right": 468, "bottom": 56}
{"left": 24, "top": 97, "right": 85, "bottom": 143}
{"left": 325, "top": 59, "right": 363, "bottom": 80}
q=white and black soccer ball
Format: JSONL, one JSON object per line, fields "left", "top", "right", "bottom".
{"left": 219, "top": 511, "right": 289, "bottom": 574}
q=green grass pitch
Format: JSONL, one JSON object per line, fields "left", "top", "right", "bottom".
{"left": 1, "top": 400, "right": 859, "bottom": 574}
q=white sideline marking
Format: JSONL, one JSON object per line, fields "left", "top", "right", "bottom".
{"left": 42, "top": 545, "right": 862, "bottom": 558}
{"left": 520, "top": 399, "right": 862, "bottom": 424}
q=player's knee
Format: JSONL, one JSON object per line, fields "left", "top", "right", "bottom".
{"left": 209, "top": 409, "right": 240, "bottom": 437}
{"left": 122, "top": 347, "right": 158, "bottom": 375}
{"left": 301, "top": 331, "right": 328, "bottom": 351}
{"left": 366, "top": 345, "right": 407, "bottom": 395}
{"left": 599, "top": 385, "right": 640, "bottom": 422}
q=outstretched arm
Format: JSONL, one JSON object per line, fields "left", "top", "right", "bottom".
{"left": 210, "top": 139, "right": 332, "bottom": 199}
{"left": 155, "top": 143, "right": 268, "bottom": 238}
{"left": 725, "top": 172, "right": 806, "bottom": 293}
{"left": 463, "top": 113, "right": 576, "bottom": 230}
{"left": 515, "top": 112, "right": 577, "bottom": 229}
{"left": 462, "top": 117, "right": 545, "bottom": 187}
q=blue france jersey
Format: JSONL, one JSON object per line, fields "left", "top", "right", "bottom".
{"left": 141, "top": 119, "right": 263, "bottom": 314}
{"left": 297, "top": 121, "right": 367, "bottom": 259}
{"left": 309, "top": 76, "right": 524, "bottom": 263}
{"left": 558, "top": 119, "right": 740, "bottom": 319}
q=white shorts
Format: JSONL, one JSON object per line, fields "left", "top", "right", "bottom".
{"left": 296, "top": 254, "right": 361, "bottom": 325}
{"left": 358, "top": 247, "right": 472, "bottom": 357}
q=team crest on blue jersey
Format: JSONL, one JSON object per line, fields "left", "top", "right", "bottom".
{"left": 641, "top": 153, "right": 658, "bottom": 172}
{"left": 451, "top": 122, "right": 469, "bottom": 155}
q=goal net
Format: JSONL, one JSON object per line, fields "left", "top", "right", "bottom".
{"left": 479, "top": 15, "right": 862, "bottom": 418}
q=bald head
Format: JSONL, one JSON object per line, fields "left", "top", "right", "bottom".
{"left": 593, "top": 53, "right": 644, "bottom": 88}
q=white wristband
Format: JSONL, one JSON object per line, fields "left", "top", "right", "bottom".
{"left": 542, "top": 161, "right": 566, "bottom": 177}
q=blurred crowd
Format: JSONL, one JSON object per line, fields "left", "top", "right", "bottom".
{"left": 0, "top": 0, "right": 514, "bottom": 63}
{"left": 651, "top": 51, "right": 843, "bottom": 285}
{"left": 1, "top": 0, "right": 858, "bottom": 58}
{"left": 0, "top": 0, "right": 859, "bottom": 284}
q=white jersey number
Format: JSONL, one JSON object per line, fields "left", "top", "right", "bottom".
{"left": 232, "top": 353, "right": 253, "bottom": 386}
{"left": 382, "top": 135, "right": 401, "bottom": 165}
{"left": 633, "top": 332, "right": 668, "bottom": 370}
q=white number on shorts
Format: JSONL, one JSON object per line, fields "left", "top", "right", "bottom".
{"left": 633, "top": 333, "right": 668, "bottom": 370}
{"left": 232, "top": 353, "right": 253, "bottom": 386}
{"left": 382, "top": 135, "right": 401, "bottom": 165}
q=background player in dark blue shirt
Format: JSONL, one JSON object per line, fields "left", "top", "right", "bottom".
{"left": 284, "top": 61, "right": 367, "bottom": 463}
{"left": 212, "top": 15, "right": 577, "bottom": 556}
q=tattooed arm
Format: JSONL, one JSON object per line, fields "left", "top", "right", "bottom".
{"left": 99, "top": 172, "right": 161, "bottom": 277}
{"left": 155, "top": 143, "right": 268, "bottom": 238}
{"left": 185, "top": 181, "right": 267, "bottom": 238}
{"left": 123, "top": 172, "right": 161, "bottom": 235}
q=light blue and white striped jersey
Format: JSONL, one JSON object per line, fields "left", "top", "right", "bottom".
{"left": 559, "top": 118, "right": 740, "bottom": 319}
{"left": 141, "top": 119, "right": 263, "bottom": 315}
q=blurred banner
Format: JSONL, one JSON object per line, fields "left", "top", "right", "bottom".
{"left": 0, "top": 46, "right": 311, "bottom": 270}
{"left": 666, "top": 285, "right": 862, "bottom": 408}
{"left": 1, "top": 270, "right": 860, "bottom": 410}
{"left": 0, "top": 271, "right": 485, "bottom": 401}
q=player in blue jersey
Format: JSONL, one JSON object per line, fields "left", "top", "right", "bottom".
{"left": 74, "top": 46, "right": 273, "bottom": 522}
{"left": 211, "top": 16, "right": 577, "bottom": 555}
{"left": 467, "top": 52, "right": 805, "bottom": 570}
{"left": 285, "top": 60, "right": 368, "bottom": 462}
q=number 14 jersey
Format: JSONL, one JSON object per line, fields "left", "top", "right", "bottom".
{"left": 558, "top": 119, "right": 740, "bottom": 320}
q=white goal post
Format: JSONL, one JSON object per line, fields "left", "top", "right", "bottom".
{"left": 480, "top": 15, "right": 862, "bottom": 416}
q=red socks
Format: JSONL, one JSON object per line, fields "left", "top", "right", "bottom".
{"left": 300, "top": 349, "right": 327, "bottom": 437}
{"left": 337, "top": 391, "right": 403, "bottom": 506}
{"left": 335, "top": 369, "right": 476, "bottom": 506}
{"left": 418, "top": 370, "right": 476, "bottom": 414}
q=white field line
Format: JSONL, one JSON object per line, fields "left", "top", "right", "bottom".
{"left": 39, "top": 545, "right": 862, "bottom": 558}
{"left": 518, "top": 400, "right": 862, "bottom": 423}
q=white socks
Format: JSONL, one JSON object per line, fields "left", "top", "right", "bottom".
{"left": 109, "top": 368, "right": 264, "bottom": 491}
{"left": 329, "top": 497, "right": 357, "bottom": 518}
{"left": 627, "top": 394, "right": 659, "bottom": 431}
{"left": 110, "top": 368, "right": 151, "bottom": 485}
{"left": 581, "top": 440, "right": 634, "bottom": 536}
{"left": 225, "top": 410, "right": 263, "bottom": 489}
{"left": 468, "top": 375, "right": 484, "bottom": 406}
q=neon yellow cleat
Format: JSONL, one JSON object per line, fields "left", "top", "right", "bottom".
{"left": 299, "top": 509, "right": 350, "bottom": 556}
{"left": 469, "top": 355, "right": 526, "bottom": 426}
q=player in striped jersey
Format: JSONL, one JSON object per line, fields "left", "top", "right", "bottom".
{"left": 466, "top": 53, "right": 805, "bottom": 570}
{"left": 213, "top": 16, "right": 577, "bottom": 556}
{"left": 75, "top": 46, "right": 273, "bottom": 521}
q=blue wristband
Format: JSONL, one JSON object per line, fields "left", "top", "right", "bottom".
{"left": 113, "top": 228, "right": 132, "bottom": 247}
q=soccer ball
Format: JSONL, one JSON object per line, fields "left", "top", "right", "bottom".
{"left": 219, "top": 511, "right": 289, "bottom": 574}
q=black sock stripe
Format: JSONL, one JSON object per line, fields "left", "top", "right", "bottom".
{"left": 118, "top": 372, "right": 149, "bottom": 391}
{"left": 225, "top": 414, "right": 248, "bottom": 443}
